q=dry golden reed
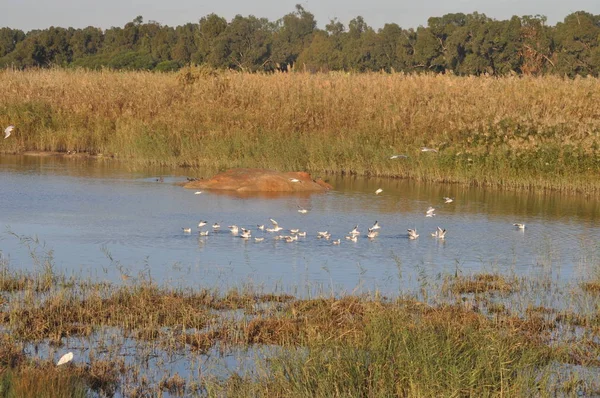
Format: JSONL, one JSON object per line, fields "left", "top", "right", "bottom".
{"left": 1, "top": 68, "right": 600, "bottom": 192}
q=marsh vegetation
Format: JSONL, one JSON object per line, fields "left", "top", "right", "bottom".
{"left": 1, "top": 241, "right": 600, "bottom": 396}
{"left": 1, "top": 69, "right": 600, "bottom": 193}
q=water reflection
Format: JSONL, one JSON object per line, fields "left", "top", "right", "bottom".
{"left": 1, "top": 154, "right": 599, "bottom": 296}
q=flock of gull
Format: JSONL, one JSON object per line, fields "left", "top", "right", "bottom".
{"left": 181, "top": 191, "right": 526, "bottom": 245}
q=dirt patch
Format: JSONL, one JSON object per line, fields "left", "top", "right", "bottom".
{"left": 184, "top": 168, "right": 332, "bottom": 192}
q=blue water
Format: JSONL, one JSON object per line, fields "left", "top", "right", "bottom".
{"left": 1, "top": 154, "right": 599, "bottom": 296}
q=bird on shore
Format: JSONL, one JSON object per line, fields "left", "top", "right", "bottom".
{"left": 4, "top": 125, "right": 14, "bottom": 139}
{"left": 407, "top": 229, "right": 419, "bottom": 239}
{"left": 56, "top": 352, "right": 73, "bottom": 366}
{"left": 421, "top": 147, "right": 438, "bottom": 153}
{"left": 375, "top": 188, "right": 383, "bottom": 195}
{"left": 390, "top": 154, "right": 408, "bottom": 159}
{"left": 443, "top": 197, "right": 454, "bottom": 204}
{"left": 513, "top": 223, "right": 526, "bottom": 230}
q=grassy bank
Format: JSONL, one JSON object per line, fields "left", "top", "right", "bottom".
{"left": 2, "top": 257, "right": 600, "bottom": 396}
{"left": 1, "top": 68, "right": 600, "bottom": 193}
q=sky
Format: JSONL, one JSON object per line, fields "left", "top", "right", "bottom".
{"left": 2, "top": 0, "right": 599, "bottom": 33}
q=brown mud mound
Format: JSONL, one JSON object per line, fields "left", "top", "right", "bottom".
{"left": 184, "top": 168, "right": 332, "bottom": 192}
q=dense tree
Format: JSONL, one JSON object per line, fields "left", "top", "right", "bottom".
{"left": 271, "top": 5, "right": 316, "bottom": 70}
{"left": 0, "top": 8, "right": 599, "bottom": 76}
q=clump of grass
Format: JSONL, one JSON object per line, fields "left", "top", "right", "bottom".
{"left": 580, "top": 281, "right": 600, "bottom": 294}
{"left": 211, "top": 302, "right": 552, "bottom": 397}
{"left": 0, "top": 367, "right": 88, "bottom": 398}
{"left": 1, "top": 69, "right": 600, "bottom": 192}
{"left": 449, "top": 273, "right": 516, "bottom": 294}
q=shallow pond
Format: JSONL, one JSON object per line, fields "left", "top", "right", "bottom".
{"left": 1, "top": 154, "right": 599, "bottom": 296}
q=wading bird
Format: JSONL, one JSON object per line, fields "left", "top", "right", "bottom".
{"left": 4, "top": 125, "right": 14, "bottom": 139}
{"left": 297, "top": 206, "right": 308, "bottom": 214}
{"left": 426, "top": 207, "right": 436, "bottom": 217}
{"left": 56, "top": 352, "right": 74, "bottom": 366}
{"left": 407, "top": 229, "right": 419, "bottom": 239}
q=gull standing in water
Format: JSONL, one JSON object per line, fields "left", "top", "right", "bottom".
{"left": 212, "top": 222, "right": 221, "bottom": 229}
{"left": 199, "top": 230, "right": 209, "bottom": 236}
{"left": 367, "top": 229, "right": 379, "bottom": 239}
{"left": 407, "top": 229, "right": 419, "bottom": 239}
{"left": 182, "top": 227, "right": 192, "bottom": 233}
{"left": 4, "top": 125, "right": 14, "bottom": 139}
{"left": 198, "top": 221, "right": 207, "bottom": 228}
{"left": 267, "top": 218, "right": 283, "bottom": 232}
{"left": 228, "top": 225, "right": 239, "bottom": 234}
{"left": 349, "top": 225, "right": 360, "bottom": 236}
{"left": 297, "top": 206, "right": 308, "bottom": 214}
{"left": 513, "top": 223, "right": 526, "bottom": 230}
{"left": 257, "top": 224, "right": 265, "bottom": 230}
{"left": 431, "top": 226, "right": 446, "bottom": 239}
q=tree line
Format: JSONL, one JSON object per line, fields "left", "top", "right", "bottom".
{"left": 1, "top": 6, "right": 599, "bottom": 76}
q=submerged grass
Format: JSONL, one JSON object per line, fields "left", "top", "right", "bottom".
{"left": 1, "top": 68, "right": 600, "bottom": 192}
{"left": 1, "top": 257, "right": 600, "bottom": 395}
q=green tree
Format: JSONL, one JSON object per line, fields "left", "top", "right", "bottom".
{"left": 554, "top": 12, "right": 600, "bottom": 76}
{"left": 271, "top": 4, "right": 316, "bottom": 70}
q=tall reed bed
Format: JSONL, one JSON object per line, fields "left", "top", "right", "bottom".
{"left": 1, "top": 68, "right": 600, "bottom": 192}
